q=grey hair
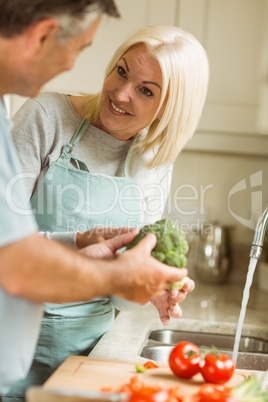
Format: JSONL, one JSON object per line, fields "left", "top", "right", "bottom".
{"left": 0, "top": 0, "right": 119, "bottom": 39}
{"left": 56, "top": 9, "right": 101, "bottom": 42}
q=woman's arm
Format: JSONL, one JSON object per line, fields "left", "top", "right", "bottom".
{"left": 11, "top": 96, "right": 80, "bottom": 247}
{"left": 11, "top": 97, "right": 55, "bottom": 199}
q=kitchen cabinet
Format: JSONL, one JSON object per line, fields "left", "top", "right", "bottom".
{"left": 177, "top": 0, "right": 268, "bottom": 155}
{"left": 177, "top": 0, "right": 264, "bottom": 134}
{"left": 258, "top": 0, "right": 268, "bottom": 132}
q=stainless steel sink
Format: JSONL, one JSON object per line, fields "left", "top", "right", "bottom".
{"left": 149, "top": 330, "right": 268, "bottom": 353}
{"left": 141, "top": 330, "right": 268, "bottom": 371}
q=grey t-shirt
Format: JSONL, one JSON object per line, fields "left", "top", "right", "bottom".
{"left": 11, "top": 92, "right": 173, "bottom": 246}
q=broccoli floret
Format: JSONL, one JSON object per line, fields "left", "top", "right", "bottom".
{"left": 164, "top": 251, "right": 187, "bottom": 268}
{"left": 126, "top": 219, "right": 190, "bottom": 290}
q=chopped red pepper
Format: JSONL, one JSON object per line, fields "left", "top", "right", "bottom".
{"left": 143, "top": 361, "right": 159, "bottom": 369}
{"left": 119, "top": 376, "right": 185, "bottom": 402}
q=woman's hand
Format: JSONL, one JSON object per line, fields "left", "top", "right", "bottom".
{"left": 150, "top": 278, "right": 195, "bottom": 325}
{"left": 76, "top": 227, "right": 132, "bottom": 249}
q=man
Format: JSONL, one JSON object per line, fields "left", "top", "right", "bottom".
{"left": 0, "top": 0, "right": 190, "bottom": 395}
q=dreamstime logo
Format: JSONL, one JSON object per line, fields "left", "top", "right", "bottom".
{"left": 228, "top": 170, "right": 263, "bottom": 230}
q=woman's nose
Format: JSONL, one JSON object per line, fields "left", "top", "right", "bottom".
{"left": 115, "top": 83, "right": 132, "bottom": 102}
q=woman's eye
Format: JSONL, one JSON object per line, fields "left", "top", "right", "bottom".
{"left": 117, "top": 66, "right": 126, "bottom": 79}
{"left": 141, "top": 87, "right": 153, "bottom": 97}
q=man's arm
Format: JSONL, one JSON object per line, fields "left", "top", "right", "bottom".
{"left": 0, "top": 231, "right": 187, "bottom": 305}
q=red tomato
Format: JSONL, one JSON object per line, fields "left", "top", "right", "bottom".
{"left": 197, "top": 383, "right": 236, "bottom": 402}
{"left": 169, "top": 341, "right": 201, "bottom": 379}
{"left": 199, "top": 353, "right": 235, "bottom": 384}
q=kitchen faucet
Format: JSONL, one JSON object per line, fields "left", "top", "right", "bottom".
{"left": 249, "top": 203, "right": 268, "bottom": 260}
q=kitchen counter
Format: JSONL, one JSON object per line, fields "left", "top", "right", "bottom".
{"left": 43, "top": 282, "right": 268, "bottom": 395}
{"left": 89, "top": 283, "right": 268, "bottom": 363}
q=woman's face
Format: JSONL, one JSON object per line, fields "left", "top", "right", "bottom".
{"left": 94, "top": 44, "right": 164, "bottom": 141}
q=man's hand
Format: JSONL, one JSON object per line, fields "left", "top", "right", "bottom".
{"left": 80, "top": 229, "right": 139, "bottom": 259}
{"left": 112, "top": 233, "right": 189, "bottom": 305}
{"left": 151, "top": 279, "right": 195, "bottom": 325}
{"left": 76, "top": 227, "right": 132, "bottom": 249}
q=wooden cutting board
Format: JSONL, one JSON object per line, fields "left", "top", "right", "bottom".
{"left": 44, "top": 356, "right": 247, "bottom": 395}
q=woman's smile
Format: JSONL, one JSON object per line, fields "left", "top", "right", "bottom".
{"left": 109, "top": 98, "right": 132, "bottom": 115}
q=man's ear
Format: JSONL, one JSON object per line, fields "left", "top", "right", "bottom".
{"left": 25, "top": 18, "right": 60, "bottom": 55}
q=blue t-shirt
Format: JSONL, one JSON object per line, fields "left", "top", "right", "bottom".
{"left": 0, "top": 98, "right": 42, "bottom": 395}
{"left": 0, "top": 99, "right": 38, "bottom": 245}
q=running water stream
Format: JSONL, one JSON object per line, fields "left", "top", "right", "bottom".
{"left": 232, "top": 257, "right": 258, "bottom": 364}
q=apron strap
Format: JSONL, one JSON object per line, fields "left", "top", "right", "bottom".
{"left": 60, "top": 119, "right": 90, "bottom": 158}
{"left": 70, "top": 119, "right": 90, "bottom": 146}
{"left": 59, "top": 119, "right": 90, "bottom": 171}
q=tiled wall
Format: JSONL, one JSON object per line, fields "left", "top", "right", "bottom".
{"left": 164, "top": 149, "right": 268, "bottom": 286}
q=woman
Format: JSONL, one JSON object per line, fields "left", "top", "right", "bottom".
{"left": 7, "top": 25, "right": 208, "bottom": 400}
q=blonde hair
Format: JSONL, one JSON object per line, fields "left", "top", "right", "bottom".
{"left": 85, "top": 25, "right": 209, "bottom": 168}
